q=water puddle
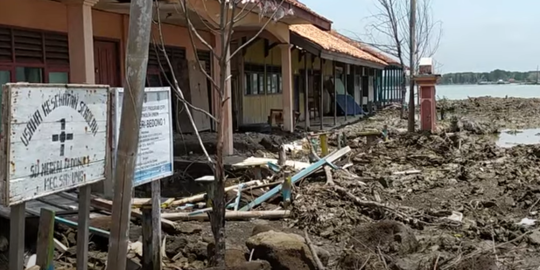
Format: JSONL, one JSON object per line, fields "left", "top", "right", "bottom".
{"left": 497, "top": 129, "right": 540, "bottom": 148}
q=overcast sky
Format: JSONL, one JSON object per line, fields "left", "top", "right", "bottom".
{"left": 300, "top": 0, "right": 540, "bottom": 73}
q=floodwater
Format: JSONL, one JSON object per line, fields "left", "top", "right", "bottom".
{"left": 405, "top": 84, "right": 540, "bottom": 100}
{"left": 413, "top": 84, "right": 540, "bottom": 148}
{"left": 496, "top": 129, "right": 540, "bottom": 148}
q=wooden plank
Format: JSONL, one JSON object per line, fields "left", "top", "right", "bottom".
{"left": 25, "top": 207, "right": 110, "bottom": 238}
{"left": 90, "top": 196, "right": 179, "bottom": 234}
{"left": 9, "top": 203, "right": 25, "bottom": 270}
{"left": 141, "top": 181, "right": 162, "bottom": 270}
{"left": 36, "top": 208, "right": 55, "bottom": 270}
{"left": 77, "top": 186, "right": 91, "bottom": 270}
{"left": 162, "top": 210, "right": 291, "bottom": 221}
{"left": 239, "top": 147, "right": 351, "bottom": 211}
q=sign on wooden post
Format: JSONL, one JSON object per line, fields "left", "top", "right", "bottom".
{"left": 0, "top": 83, "right": 109, "bottom": 270}
{"left": 112, "top": 87, "right": 174, "bottom": 187}
{"left": 0, "top": 83, "right": 109, "bottom": 205}
{"left": 112, "top": 87, "right": 174, "bottom": 270}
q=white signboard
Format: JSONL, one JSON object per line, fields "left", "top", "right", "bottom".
{"left": 0, "top": 83, "right": 109, "bottom": 206}
{"left": 113, "top": 87, "right": 174, "bottom": 187}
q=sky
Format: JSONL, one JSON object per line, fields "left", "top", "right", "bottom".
{"left": 299, "top": 0, "right": 540, "bottom": 73}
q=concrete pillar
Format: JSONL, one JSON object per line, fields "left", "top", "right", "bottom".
{"left": 213, "top": 35, "right": 234, "bottom": 155}
{"left": 279, "top": 44, "right": 294, "bottom": 132}
{"left": 66, "top": 0, "right": 97, "bottom": 83}
{"left": 414, "top": 75, "right": 440, "bottom": 132}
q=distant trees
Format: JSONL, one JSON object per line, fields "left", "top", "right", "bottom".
{"left": 440, "top": 70, "right": 539, "bottom": 84}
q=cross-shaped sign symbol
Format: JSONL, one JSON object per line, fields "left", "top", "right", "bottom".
{"left": 52, "top": 118, "right": 73, "bottom": 156}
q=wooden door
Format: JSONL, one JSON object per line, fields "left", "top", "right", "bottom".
{"left": 94, "top": 40, "right": 120, "bottom": 86}
{"left": 189, "top": 60, "right": 211, "bottom": 131}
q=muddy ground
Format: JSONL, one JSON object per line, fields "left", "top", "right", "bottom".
{"left": 4, "top": 96, "right": 540, "bottom": 270}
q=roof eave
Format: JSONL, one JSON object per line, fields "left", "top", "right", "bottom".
{"left": 321, "top": 51, "right": 386, "bottom": 70}
{"left": 282, "top": 3, "right": 332, "bottom": 30}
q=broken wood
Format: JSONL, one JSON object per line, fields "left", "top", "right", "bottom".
{"left": 392, "top": 169, "right": 421, "bottom": 175}
{"left": 324, "top": 166, "right": 334, "bottom": 186}
{"left": 278, "top": 145, "right": 286, "bottom": 166}
{"left": 53, "top": 238, "right": 68, "bottom": 253}
{"left": 170, "top": 180, "right": 262, "bottom": 207}
{"left": 304, "top": 229, "right": 325, "bottom": 270}
{"left": 90, "top": 197, "right": 178, "bottom": 234}
{"left": 161, "top": 210, "right": 290, "bottom": 221}
{"left": 240, "top": 147, "right": 351, "bottom": 211}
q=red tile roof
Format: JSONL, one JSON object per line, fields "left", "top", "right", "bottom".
{"left": 290, "top": 24, "right": 387, "bottom": 66}
{"left": 329, "top": 30, "right": 403, "bottom": 66}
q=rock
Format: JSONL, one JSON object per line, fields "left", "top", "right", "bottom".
{"left": 528, "top": 231, "right": 540, "bottom": 245}
{"left": 204, "top": 260, "right": 271, "bottom": 270}
{"left": 189, "top": 260, "right": 206, "bottom": 269}
{"left": 0, "top": 235, "right": 8, "bottom": 252}
{"left": 352, "top": 221, "right": 418, "bottom": 255}
{"left": 185, "top": 241, "right": 208, "bottom": 259}
{"left": 225, "top": 249, "right": 248, "bottom": 267}
{"left": 166, "top": 236, "right": 189, "bottom": 258}
{"left": 313, "top": 246, "right": 330, "bottom": 266}
{"left": 246, "top": 231, "right": 316, "bottom": 270}
{"left": 251, "top": 224, "right": 277, "bottom": 236}
{"left": 177, "top": 223, "right": 203, "bottom": 234}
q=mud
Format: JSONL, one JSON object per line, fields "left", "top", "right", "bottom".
{"left": 6, "top": 97, "right": 540, "bottom": 270}
{"left": 287, "top": 98, "right": 540, "bottom": 269}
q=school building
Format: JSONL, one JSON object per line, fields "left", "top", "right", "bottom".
{"left": 0, "top": 0, "right": 404, "bottom": 155}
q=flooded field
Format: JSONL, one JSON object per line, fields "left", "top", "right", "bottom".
{"left": 497, "top": 129, "right": 540, "bottom": 148}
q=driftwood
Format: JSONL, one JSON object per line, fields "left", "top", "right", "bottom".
{"left": 161, "top": 210, "right": 290, "bottom": 221}
{"left": 170, "top": 180, "right": 262, "bottom": 207}
{"left": 304, "top": 229, "right": 325, "bottom": 270}
{"left": 90, "top": 197, "right": 180, "bottom": 234}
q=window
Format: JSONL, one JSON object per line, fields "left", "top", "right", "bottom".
{"left": 244, "top": 63, "right": 282, "bottom": 95}
{"left": 147, "top": 45, "right": 185, "bottom": 87}
{"left": 16, "top": 67, "right": 43, "bottom": 83}
{"left": 48, "top": 72, "right": 69, "bottom": 83}
{"left": 0, "top": 27, "right": 70, "bottom": 84}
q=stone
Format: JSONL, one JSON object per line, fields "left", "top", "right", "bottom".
{"left": 166, "top": 236, "right": 189, "bottom": 258}
{"left": 185, "top": 241, "right": 208, "bottom": 259}
{"left": 246, "top": 231, "right": 316, "bottom": 270}
{"left": 528, "top": 231, "right": 540, "bottom": 245}
{"left": 352, "top": 221, "right": 418, "bottom": 255}
{"left": 177, "top": 222, "right": 203, "bottom": 234}
{"left": 251, "top": 224, "right": 277, "bottom": 236}
{"left": 225, "top": 249, "right": 248, "bottom": 268}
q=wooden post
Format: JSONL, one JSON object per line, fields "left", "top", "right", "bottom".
{"left": 278, "top": 145, "right": 286, "bottom": 166}
{"left": 319, "top": 58, "right": 324, "bottom": 130}
{"left": 409, "top": 0, "right": 417, "bottom": 135}
{"left": 304, "top": 52, "right": 310, "bottom": 130}
{"left": 344, "top": 64, "right": 348, "bottom": 121}
{"left": 77, "top": 186, "right": 91, "bottom": 270}
{"left": 9, "top": 203, "right": 25, "bottom": 270}
{"left": 333, "top": 61, "right": 337, "bottom": 126}
{"left": 107, "top": 0, "right": 153, "bottom": 268}
{"left": 319, "top": 133, "right": 328, "bottom": 156}
{"left": 142, "top": 180, "right": 162, "bottom": 270}
{"left": 36, "top": 208, "right": 55, "bottom": 270}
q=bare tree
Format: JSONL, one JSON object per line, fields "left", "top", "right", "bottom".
{"left": 365, "top": 0, "right": 442, "bottom": 124}
{"left": 152, "top": 0, "right": 291, "bottom": 267}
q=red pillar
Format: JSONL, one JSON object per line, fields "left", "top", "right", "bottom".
{"left": 414, "top": 75, "right": 440, "bottom": 132}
